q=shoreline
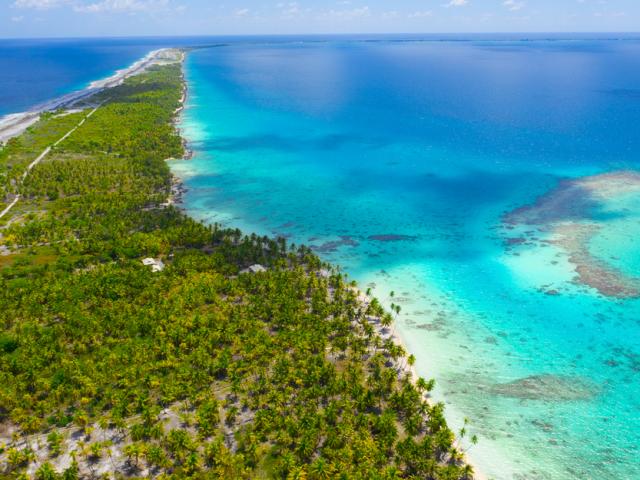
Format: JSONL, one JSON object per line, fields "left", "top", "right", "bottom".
{"left": 0, "top": 47, "right": 480, "bottom": 479}
{"left": 171, "top": 50, "right": 485, "bottom": 479}
{"left": 3, "top": 42, "right": 636, "bottom": 480}
{"left": 167, "top": 50, "right": 192, "bottom": 208}
{"left": 354, "top": 284, "right": 488, "bottom": 480}
{"left": 0, "top": 48, "right": 183, "bottom": 145}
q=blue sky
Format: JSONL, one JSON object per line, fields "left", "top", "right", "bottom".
{"left": 1, "top": 0, "right": 639, "bottom": 38}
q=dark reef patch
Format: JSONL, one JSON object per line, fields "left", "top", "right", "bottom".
{"left": 503, "top": 180, "right": 596, "bottom": 226}
{"left": 311, "top": 236, "right": 359, "bottom": 253}
{"left": 490, "top": 374, "right": 599, "bottom": 401}
{"left": 503, "top": 171, "right": 640, "bottom": 299}
{"left": 202, "top": 133, "right": 388, "bottom": 153}
{"left": 505, "top": 237, "right": 527, "bottom": 246}
{"left": 368, "top": 234, "right": 418, "bottom": 242}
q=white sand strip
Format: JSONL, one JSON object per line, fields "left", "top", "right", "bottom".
{"left": 0, "top": 48, "right": 182, "bottom": 144}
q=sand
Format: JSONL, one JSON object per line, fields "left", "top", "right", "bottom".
{"left": 0, "top": 48, "right": 183, "bottom": 144}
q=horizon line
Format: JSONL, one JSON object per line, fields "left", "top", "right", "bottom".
{"left": 1, "top": 31, "right": 640, "bottom": 42}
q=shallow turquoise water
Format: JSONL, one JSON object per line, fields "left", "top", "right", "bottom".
{"left": 173, "top": 37, "right": 640, "bottom": 479}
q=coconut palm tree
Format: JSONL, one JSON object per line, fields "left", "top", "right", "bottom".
{"left": 407, "top": 354, "right": 416, "bottom": 370}
{"left": 309, "top": 458, "right": 334, "bottom": 480}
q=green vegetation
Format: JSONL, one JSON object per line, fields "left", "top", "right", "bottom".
{"left": 0, "top": 62, "right": 472, "bottom": 479}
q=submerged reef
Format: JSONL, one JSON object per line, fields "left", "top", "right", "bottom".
{"left": 504, "top": 171, "right": 640, "bottom": 299}
{"left": 368, "top": 234, "right": 418, "bottom": 242}
{"left": 310, "top": 235, "right": 359, "bottom": 253}
{"left": 506, "top": 171, "right": 640, "bottom": 226}
{"left": 551, "top": 224, "right": 640, "bottom": 298}
{"left": 490, "top": 374, "right": 599, "bottom": 401}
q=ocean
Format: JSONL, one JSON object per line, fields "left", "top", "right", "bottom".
{"left": 2, "top": 35, "right": 639, "bottom": 479}
{"left": 172, "top": 35, "right": 640, "bottom": 480}
{"left": 0, "top": 36, "right": 226, "bottom": 115}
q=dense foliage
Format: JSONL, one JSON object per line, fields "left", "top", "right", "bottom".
{"left": 0, "top": 63, "right": 472, "bottom": 479}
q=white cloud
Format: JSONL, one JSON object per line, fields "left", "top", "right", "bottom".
{"left": 277, "top": 2, "right": 301, "bottom": 18}
{"left": 234, "top": 7, "right": 250, "bottom": 17}
{"left": 73, "top": 0, "right": 169, "bottom": 13}
{"left": 408, "top": 10, "right": 433, "bottom": 18}
{"left": 444, "top": 0, "right": 468, "bottom": 7}
{"left": 11, "top": 15, "right": 25, "bottom": 21}
{"left": 13, "top": 0, "right": 180, "bottom": 13}
{"left": 322, "top": 6, "right": 370, "bottom": 19}
{"left": 594, "top": 10, "right": 627, "bottom": 18}
{"left": 503, "top": 0, "right": 525, "bottom": 11}
{"left": 12, "top": 0, "right": 69, "bottom": 9}
{"left": 380, "top": 10, "right": 399, "bottom": 19}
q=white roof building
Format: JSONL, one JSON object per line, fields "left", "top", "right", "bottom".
{"left": 142, "top": 257, "right": 165, "bottom": 272}
{"left": 240, "top": 264, "right": 267, "bottom": 274}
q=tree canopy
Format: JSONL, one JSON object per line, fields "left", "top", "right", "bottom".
{"left": 0, "top": 63, "right": 472, "bottom": 480}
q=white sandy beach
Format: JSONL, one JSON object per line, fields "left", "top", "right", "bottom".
{"left": 350, "top": 285, "right": 488, "bottom": 480}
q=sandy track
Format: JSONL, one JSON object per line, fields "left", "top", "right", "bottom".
{"left": 0, "top": 103, "right": 101, "bottom": 221}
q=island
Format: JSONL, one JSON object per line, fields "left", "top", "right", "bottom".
{"left": 0, "top": 50, "right": 473, "bottom": 480}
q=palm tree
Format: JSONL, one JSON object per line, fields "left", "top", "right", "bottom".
{"left": 62, "top": 459, "right": 79, "bottom": 480}
{"left": 287, "top": 465, "right": 308, "bottom": 480}
{"left": 380, "top": 313, "right": 393, "bottom": 337}
{"left": 461, "top": 463, "right": 475, "bottom": 479}
{"left": 123, "top": 442, "right": 145, "bottom": 468}
{"left": 457, "top": 417, "right": 470, "bottom": 449}
{"left": 416, "top": 377, "right": 428, "bottom": 394}
{"left": 389, "top": 304, "right": 401, "bottom": 336}
{"left": 35, "top": 462, "right": 58, "bottom": 480}
{"left": 407, "top": 354, "right": 416, "bottom": 370}
{"left": 183, "top": 451, "right": 201, "bottom": 475}
{"left": 309, "top": 458, "right": 334, "bottom": 480}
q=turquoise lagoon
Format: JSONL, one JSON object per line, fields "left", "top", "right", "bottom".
{"left": 172, "top": 37, "right": 640, "bottom": 479}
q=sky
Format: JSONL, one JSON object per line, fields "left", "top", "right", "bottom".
{"left": 1, "top": 0, "right": 639, "bottom": 38}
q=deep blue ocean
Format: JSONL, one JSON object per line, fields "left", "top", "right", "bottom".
{"left": 3, "top": 35, "right": 640, "bottom": 480}
{"left": 0, "top": 36, "right": 225, "bottom": 114}
{"left": 174, "top": 36, "right": 640, "bottom": 480}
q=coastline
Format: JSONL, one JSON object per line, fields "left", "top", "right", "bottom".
{"left": 168, "top": 44, "right": 640, "bottom": 480}
{"left": 175, "top": 51, "right": 194, "bottom": 163}
{"left": 0, "top": 46, "right": 478, "bottom": 478}
{"left": 353, "top": 282, "right": 488, "bottom": 480}
{"left": 0, "top": 48, "right": 182, "bottom": 144}
{"left": 0, "top": 46, "right": 482, "bottom": 479}
{"left": 0, "top": 47, "right": 193, "bottom": 216}
{"left": 1, "top": 40, "right": 622, "bottom": 478}
{"left": 171, "top": 50, "right": 484, "bottom": 479}
{"left": 6, "top": 42, "right": 640, "bottom": 480}
{"left": 168, "top": 50, "right": 192, "bottom": 208}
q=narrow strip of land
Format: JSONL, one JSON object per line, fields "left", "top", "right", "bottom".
{"left": 0, "top": 103, "right": 101, "bottom": 221}
{"left": 0, "top": 48, "right": 182, "bottom": 144}
{"left": 0, "top": 61, "right": 472, "bottom": 480}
